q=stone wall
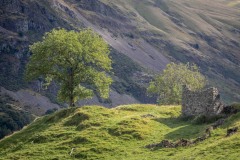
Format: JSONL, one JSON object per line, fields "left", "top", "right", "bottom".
{"left": 182, "top": 85, "right": 224, "bottom": 116}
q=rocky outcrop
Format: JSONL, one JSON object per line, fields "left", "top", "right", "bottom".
{"left": 182, "top": 86, "right": 224, "bottom": 116}
{"left": 76, "top": 0, "right": 127, "bottom": 21}
{"left": 0, "top": 0, "right": 75, "bottom": 39}
{"left": 226, "top": 127, "right": 238, "bottom": 137}
{"left": 0, "top": 0, "right": 74, "bottom": 91}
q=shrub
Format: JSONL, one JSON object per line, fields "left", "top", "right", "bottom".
{"left": 0, "top": 95, "right": 34, "bottom": 139}
{"left": 191, "top": 115, "right": 224, "bottom": 125}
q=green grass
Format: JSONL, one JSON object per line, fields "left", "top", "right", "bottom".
{"left": 228, "top": 0, "right": 240, "bottom": 7}
{"left": 0, "top": 104, "right": 239, "bottom": 160}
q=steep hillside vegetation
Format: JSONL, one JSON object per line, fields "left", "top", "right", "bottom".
{"left": 0, "top": 0, "right": 240, "bottom": 104}
{"left": 0, "top": 94, "right": 34, "bottom": 139}
{"left": 0, "top": 105, "right": 239, "bottom": 159}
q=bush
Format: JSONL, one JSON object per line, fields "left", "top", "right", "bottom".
{"left": 0, "top": 95, "right": 34, "bottom": 139}
{"left": 191, "top": 115, "right": 224, "bottom": 125}
{"left": 45, "top": 108, "right": 58, "bottom": 115}
{"left": 18, "top": 32, "right": 24, "bottom": 37}
{"left": 231, "top": 103, "right": 240, "bottom": 111}
{"left": 222, "top": 103, "right": 240, "bottom": 115}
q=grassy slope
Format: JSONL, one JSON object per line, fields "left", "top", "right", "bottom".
{"left": 0, "top": 105, "right": 239, "bottom": 160}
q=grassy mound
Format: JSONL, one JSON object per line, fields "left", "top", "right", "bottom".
{"left": 0, "top": 104, "right": 239, "bottom": 160}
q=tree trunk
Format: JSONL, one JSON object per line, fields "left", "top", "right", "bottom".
{"left": 70, "top": 96, "right": 75, "bottom": 107}
{"left": 69, "top": 67, "right": 75, "bottom": 107}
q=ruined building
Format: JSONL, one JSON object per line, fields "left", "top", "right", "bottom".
{"left": 182, "top": 85, "right": 224, "bottom": 116}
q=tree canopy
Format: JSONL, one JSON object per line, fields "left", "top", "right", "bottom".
{"left": 25, "top": 28, "right": 112, "bottom": 107}
{"left": 147, "top": 62, "right": 206, "bottom": 105}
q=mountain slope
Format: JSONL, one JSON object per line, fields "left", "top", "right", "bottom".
{"left": 71, "top": 0, "right": 240, "bottom": 103}
{"left": 0, "top": 105, "right": 239, "bottom": 159}
{"left": 0, "top": 0, "right": 240, "bottom": 104}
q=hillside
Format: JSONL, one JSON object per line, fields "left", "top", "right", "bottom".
{"left": 0, "top": 105, "right": 239, "bottom": 159}
{"left": 62, "top": 0, "right": 240, "bottom": 103}
{"left": 0, "top": 93, "right": 34, "bottom": 139}
{"left": 0, "top": 0, "right": 240, "bottom": 105}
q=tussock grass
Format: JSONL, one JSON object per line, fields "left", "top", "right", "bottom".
{"left": 0, "top": 104, "right": 239, "bottom": 160}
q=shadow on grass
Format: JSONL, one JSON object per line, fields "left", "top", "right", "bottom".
{"left": 0, "top": 120, "right": 54, "bottom": 156}
{"left": 0, "top": 108, "right": 77, "bottom": 150}
{"left": 222, "top": 112, "right": 240, "bottom": 129}
{"left": 153, "top": 117, "right": 207, "bottom": 141}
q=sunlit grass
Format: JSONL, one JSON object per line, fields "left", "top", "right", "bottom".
{"left": 228, "top": 0, "right": 240, "bottom": 7}
{"left": 0, "top": 104, "right": 239, "bottom": 160}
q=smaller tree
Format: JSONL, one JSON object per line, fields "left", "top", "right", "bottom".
{"left": 25, "top": 28, "right": 112, "bottom": 107}
{"left": 147, "top": 62, "right": 206, "bottom": 105}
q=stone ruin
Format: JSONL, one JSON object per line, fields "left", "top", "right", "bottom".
{"left": 182, "top": 85, "right": 224, "bottom": 116}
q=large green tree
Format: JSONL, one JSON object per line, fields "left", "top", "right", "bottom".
{"left": 25, "top": 28, "right": 112, "bottom": 107}
{"left": 147, "top": 62, "right": 206, "bottom": 105}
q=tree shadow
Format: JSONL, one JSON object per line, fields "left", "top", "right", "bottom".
{"left": 153, "top": 117, "right": 207, "bottom": 141}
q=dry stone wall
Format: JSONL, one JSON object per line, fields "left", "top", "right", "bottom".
{"left": 182, "top": 85, "right": 224, "bottom": 116}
